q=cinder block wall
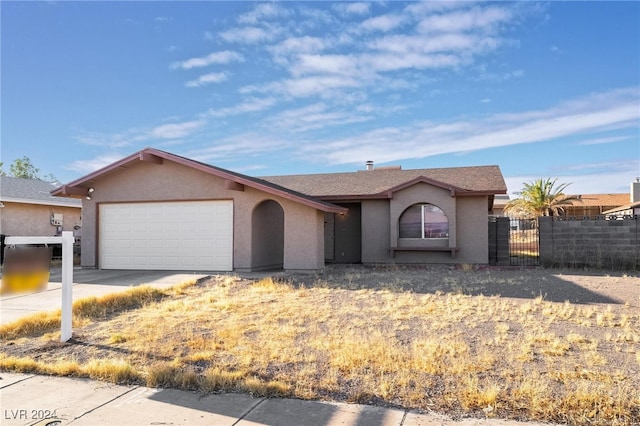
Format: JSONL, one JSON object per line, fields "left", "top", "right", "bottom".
{"left": 488, "top": 217, "right": 510, "bottom": 266}
{"left": 539, "top": 216, "right": 639, "bottom": 270}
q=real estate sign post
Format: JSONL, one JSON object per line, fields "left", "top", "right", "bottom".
{"left": 2, "top": 232, "right": 74, "bottom": 342}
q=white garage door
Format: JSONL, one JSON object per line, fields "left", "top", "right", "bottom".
{"left": 99, "top": 201, "right": 233, "bottom": 271}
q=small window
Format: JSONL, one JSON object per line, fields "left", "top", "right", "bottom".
{"left": 399, "top": 204, "right": 449, "bottom": 239}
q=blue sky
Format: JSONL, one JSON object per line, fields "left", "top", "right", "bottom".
{"left": 2, "top": 1, "right": 639, "bottom": 196}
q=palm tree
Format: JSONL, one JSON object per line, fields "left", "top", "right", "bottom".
{"left": 504, "top": 178, "right": 581, "bottom": 218}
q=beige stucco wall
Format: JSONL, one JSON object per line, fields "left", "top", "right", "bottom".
{"left": 0, "top": 202, "right": 81, "bottom": 236}
{"left": 80, "top": 160, "right": 325, "bottom": 271}
{"left": 361, "top": 199, "right": 390, "bottom": 263}
{"left": 390, "top": 183, "right": 457, "bottom": 249}
{"left": 359, "top": 183, "right": 489, "bottom": 264}
{"left": 454, "top": 197, "right": 489, "bottom": 263}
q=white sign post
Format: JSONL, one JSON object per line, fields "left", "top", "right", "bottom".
{"left": 4, "top": 231, "right": 75, "bottom": 342}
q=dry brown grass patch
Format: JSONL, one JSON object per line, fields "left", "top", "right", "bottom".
{"left": 1, "top": 272, "right": 639, "bottom": 425}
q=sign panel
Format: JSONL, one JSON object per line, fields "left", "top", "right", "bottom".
{"left": 1, "top": 246, "right": 52, "bottom": 295}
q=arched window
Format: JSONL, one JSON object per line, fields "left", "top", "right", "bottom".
{"left": 399, "top": 204, "right": 449, "bottom": 239}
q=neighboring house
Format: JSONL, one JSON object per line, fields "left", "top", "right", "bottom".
{"left": 490, "top": 194, "right": 510, "bottom": 217}
{"left": 52, "top": 148, "right": 507, "bottom": 272}
{"left": 562, "top": 193, "right": 629, "bottom": 217}
{"left": 602, "top": 178, "right": 640, "bottom": 218}
{"left": 0, "top": 176, "right": 82, "bottom": 237}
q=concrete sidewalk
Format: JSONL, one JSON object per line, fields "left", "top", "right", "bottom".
{"left": 0, "top": 373, "right": 553, "bottom": 426}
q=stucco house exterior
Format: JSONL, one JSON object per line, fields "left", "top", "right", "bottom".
{"left": 52, "top": 148, "right": 507, "bottom": 272}
{"left": 0, "top": 176, "right": 82, "bottom": 237}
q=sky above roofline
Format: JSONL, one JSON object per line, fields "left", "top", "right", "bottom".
{"left": 2, "top": 1, "right": 639, "bottom": 197}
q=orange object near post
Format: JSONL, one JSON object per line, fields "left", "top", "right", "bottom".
{"left": 0, "top": 247, "right": 52, "bottom": 295}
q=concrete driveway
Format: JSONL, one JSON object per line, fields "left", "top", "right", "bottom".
{"left": 0, "top": 268, "right": 210, "bottom": 325}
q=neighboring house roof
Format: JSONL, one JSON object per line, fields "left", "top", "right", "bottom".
{"left": 0, "top": 176, "right": 81, "bottom": 208}
{"left": 568, "top": 193, "right": 629, "bottom": 208}
{"left": 492, "top": 194, "right": 511, "bottom": 208}
{"left": 261, "top": 165, "right": 507, "bottom": 200}
{"left": 51, "top": 148, "right": 347, "bottom": 214}
{"left": 603, "top": 201, "right": 640, "bottom": 215}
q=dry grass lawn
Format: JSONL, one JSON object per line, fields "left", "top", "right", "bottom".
{"left": 1, "top": 266, "right": 639, "bottom": 425}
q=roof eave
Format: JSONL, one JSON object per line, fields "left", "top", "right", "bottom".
{"left": 0, "top": 197, "right": 82, "bottom": 208}
{"left": 51, "top": 148, "right": 347, "bottom": 214}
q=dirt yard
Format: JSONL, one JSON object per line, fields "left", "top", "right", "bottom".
{"left": 290, "top": 264, "right": 640, "bottom": 309}
{"left": 1, "top": 265, "right": 639, "bottom": 425}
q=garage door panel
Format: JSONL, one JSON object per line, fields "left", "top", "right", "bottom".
{"left": 100, "top": 201, "right": 233, "bottom": 271}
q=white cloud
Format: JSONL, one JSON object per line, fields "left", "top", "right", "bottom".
{"left": 358, "top": 14, "right": 405, "bottom": 33}
{"left": 417, "top": 5, "right": 513, "bottom": 34}
{"left": 237, "top": 3, "right": 290, "bottom": 24}
{"left": 578, "top": 135, "right": 632, "bottom": 145}
{"left": 269, "top": 36, "right": 329, "bottom": 59}
{"left": 281, "top": 76, "right": 362, "bottom": 98}
{"left": 74, "top": 128, "right": 146, "bottom": 148}
{"left": 291, "top": 54, "right": 358, "bottom": 77}
{"left": 170, "top": 51, "right": 243, "bottom": 70}
{"left": 550, "top": 45, "right": 563, "bottom": 54}
{"left": 333, "top": 2, "right": 371, "bottom": 16}
{"left": 185, "top": 72, "right": 228, "bottom": 88}
{"left": 186, "top": 133, "right": 293, "bottom": 162}
{"left": 219, "top": 26, "right": 280, "bottom": 44}
{"left": 148, "top": 120, "right": 205, "bottom": 139}
{"left": 65, "top": 153, "right": 125, "bottom": 173}
{"left": 205, "top": 98, "right": 276, "bottom": 117}
{"left": 264, "top": 103, "right": 372, "bottom": 132}
{"left": 475, "top": 68, "right": 524, "bottom": 81}
{"left": 405, "top": 1, "right": 475, "bottom": 17}
{"left": 298, "top": 87, "right": 640, "bottom": 166}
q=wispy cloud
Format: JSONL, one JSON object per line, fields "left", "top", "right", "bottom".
{"left": 185, "top": 72, "right": 228, "bottom": 88}
{"left": 186, "top": 133, "right": 292, "bottom": 162}
{"left": 299, "top": 87, "right": 640, "bottom": 166}
{"left": 219, "top": 26, "right": 281, "bottom": 44}
{"left": 74, "top": 128, "right": 146, "bottom": 148}
{"left": 205, "top": 98, "right": 276, "bottom": 117}
{"left": 226, "top": 2, "right": 531, "bottom": 102}
{"left": 147, "top": 120, "right": 205, "bottom": 139}
{"left": 578, "top": 135, "right": 632, "bottom": 145}
{"left": 358, "top": 14, "right": 405, "bottom": 33}
{"left": 170, "top": 51, "right": 243, "bottom": 70}
{"left": 237, "top": 3, "right": 290, "bottom": 25}
{"left": 332, "top": 2, "right": 371, "bottom": 16}
{"left": 417, "top": 5, "right": 513, "bottom": 34}
{"left": 65, "top": 153, "right": 126, "bottom": 173}
{"left": 264, "top": 103, "right": 372, "bottom": 133}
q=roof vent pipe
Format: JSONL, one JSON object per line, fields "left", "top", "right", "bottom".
{"left": 366, "top": 160, "right": 374, "bottom": 171}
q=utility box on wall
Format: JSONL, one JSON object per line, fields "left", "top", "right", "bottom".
{"left": 51, "top": 214, "right": 63, "bottom": 226}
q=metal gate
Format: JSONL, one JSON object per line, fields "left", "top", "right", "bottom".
{"left": 509, "top": 218, "right": 539, "bottom": 266}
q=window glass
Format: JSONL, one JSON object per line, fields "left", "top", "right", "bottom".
{"left": 399, "top": 204, "right": 422, "bottom": 238}
{"left": 399, "top": 204, "right": 449, "bottom": 239}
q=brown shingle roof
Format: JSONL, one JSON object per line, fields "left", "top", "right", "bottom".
{"left": 568, "top": 193, "right": 629, "bottom": 207}
{"left": 261, "top": 165, "right": 507, "bottom": 199}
